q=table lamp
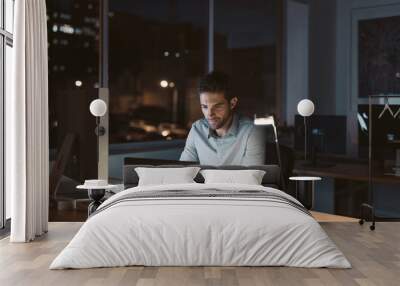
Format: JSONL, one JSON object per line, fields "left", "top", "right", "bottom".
{"left": 297, "top": 99, "right": 315, "bottom": 161}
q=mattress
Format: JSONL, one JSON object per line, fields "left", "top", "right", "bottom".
{"left": 50, "top": 183, "right": 351, "bottom": 269}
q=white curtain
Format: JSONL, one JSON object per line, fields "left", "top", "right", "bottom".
{"left": 7, "top": 0, "right": 49, "bottom": 242}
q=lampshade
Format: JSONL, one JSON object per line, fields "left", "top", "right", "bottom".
{"left": 297, "top": 99, "right": 315, "bottom": 117}
{"left": 89, "top": 99, "right": 107, "bottom": 117}
{"left": 254, "top": 115, "right": 275, "bottom": 126}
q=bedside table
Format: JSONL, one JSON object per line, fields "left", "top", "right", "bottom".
{"left": 76, "top": 184, "right": 118, "bottom": 216}
{"left": 289, "top": 176, "right": 321, "bottom": 210}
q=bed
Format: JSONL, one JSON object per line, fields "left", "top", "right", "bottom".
{"left": 50, "top": 164, "right": 350, "bottom": 269}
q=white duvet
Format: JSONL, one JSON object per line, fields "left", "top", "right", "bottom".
{"left": 50, "top": 183, "right": 351, "bottom": 269}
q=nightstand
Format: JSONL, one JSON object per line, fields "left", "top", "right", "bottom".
{"left": 289, "top": 176, "right": 321, "bottom": 210}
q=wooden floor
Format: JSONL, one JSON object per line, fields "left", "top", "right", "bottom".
{"left": 0, "top": 221, "right": 398, "bottom": 286}
{"left": 311, "top": 211, "right": 358, "bottom": 222}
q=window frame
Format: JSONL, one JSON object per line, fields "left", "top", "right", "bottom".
{"left": 0, "top": 0, "right": 14, "bottom": 230}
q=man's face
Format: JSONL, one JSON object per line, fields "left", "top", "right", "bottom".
{"left": 199, "top": 92, "right": 238, "bottom": 130}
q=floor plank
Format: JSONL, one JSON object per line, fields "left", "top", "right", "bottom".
{"left": 310, "top": 211, "right": 358, "bottom": 222}
{"left": 0, "top": 222, "right": 398, "bottom": 286}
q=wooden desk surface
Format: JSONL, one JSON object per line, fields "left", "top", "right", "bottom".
{"left": 293, "top": 161, "right": 400, "bottom": 184}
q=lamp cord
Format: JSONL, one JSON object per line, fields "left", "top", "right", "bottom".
{"left": 304, "top": 116, "right": 307, "bottom": 161}
{"left": 96, "top": 116, "right": 100, "bottom": 167}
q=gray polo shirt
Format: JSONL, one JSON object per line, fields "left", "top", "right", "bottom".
{"left": 180, "top": 114, "right": 266, "bottom": 165}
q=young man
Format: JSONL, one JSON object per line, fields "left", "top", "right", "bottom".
{"left": 180, "top": 71, "right": 266, "bottom": 165}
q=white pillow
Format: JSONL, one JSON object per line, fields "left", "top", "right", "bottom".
{"left": 200, "top": 169, "right": 266, "bottom": 185}
{"left": 135, "top": 167, "right": 201, "bottom": 186}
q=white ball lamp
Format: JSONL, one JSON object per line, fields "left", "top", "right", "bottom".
{"left": 89, "top": 99, "right": 107, "bottom": 164}
{"left": 297, "top": 99, "right": 315, "bottom": 161}
{"left": 90, "top": 99, "right": 107, "bottom": 117}
{"left": 297, "top": 99, "right": 315, "bottom": 117}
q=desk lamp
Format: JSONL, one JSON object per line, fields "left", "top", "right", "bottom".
{"left": 254, "top": 115, "right": 285, "bottom": 190}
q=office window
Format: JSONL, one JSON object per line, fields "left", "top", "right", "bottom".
{"left": 4, "top": 44, "right": 12, "bottom": 221}
{"left": 0, "top": 37, "right": 4, "bottom": 229}
{"left": 46, "top": 0, "right": 283, "bottom": 219}
{"left": 1, "top": 0, "right": 14, "bottom": 228}
{"left": 214, "top": 0, "right": 278, "bottom": 118}
{"left": 5, "top": 0, "right": 14, "bottom": 33}
{"left": 47, "top": 0, "right": 99, "bottom": 221}
{"left": 108, "top": 0, "right": 208, "bottom": 180}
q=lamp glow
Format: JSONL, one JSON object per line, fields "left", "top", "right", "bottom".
{"left": 297, "top": 99, "right": 315, "bottom": 117}
{"left": 160, "top": 80, "right": 168, "bottom": 88}
{"left": 254, "top": 116, "right": 275, "bottom": 126}
{"left": 89, "top": 99, "right": 107, "bottom": 117}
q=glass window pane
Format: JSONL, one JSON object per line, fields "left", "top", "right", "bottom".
{"left": 0, "top": 38, "right": 3, "bottom": 227}
{"left": 108, "top": 0, "right": 208, "bottom": 181}
{"left": 5, "top": 43, "right": 12, "bottom": 219}
{"left": 0, "top": 0, "right": 3, "bottom": 30}
{"left": 5, "top": 0, "right": 14, "bottom": 33}
{"left": 215, "top": 0, "right": 278, "bottom": 117}
{"left": 47, "top": 0, "right": 99, "bottom": 221}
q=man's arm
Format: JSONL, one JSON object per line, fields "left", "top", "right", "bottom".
{"left": 242, "top": 125, "right": 266, "bottom": 165}
{"left": 180, "top": 126, "right": 199, "bottom": 162}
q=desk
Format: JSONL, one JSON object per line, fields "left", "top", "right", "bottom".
{"left": 293, "top": 161, "right": 400, "bottom": 218}
{"left": 294, "top": 162, "right": 400, "bottom": 184}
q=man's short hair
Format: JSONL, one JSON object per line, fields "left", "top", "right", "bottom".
{"left": 198, "top": 71, "right": 233, "bottom": 100}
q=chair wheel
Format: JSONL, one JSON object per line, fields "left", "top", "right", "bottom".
{"left": 370, "top": 225, "right": 375, "bottom": 231}
{"left": 359, "top": 219, "right": 364, "bottom": 225}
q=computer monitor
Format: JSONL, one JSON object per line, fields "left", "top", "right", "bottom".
{"left": 294, "top": 115, "right": 347, "bottom": 155}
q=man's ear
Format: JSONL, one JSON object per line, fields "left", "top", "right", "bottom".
{"left": 230, "top": 97, "right": 238, "bottom": 110}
